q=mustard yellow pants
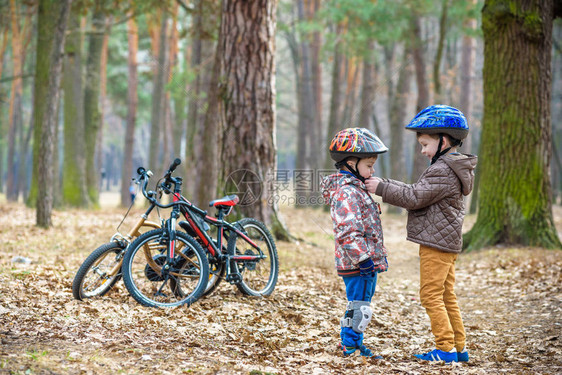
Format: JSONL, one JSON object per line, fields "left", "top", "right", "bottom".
{"left": 419, "top": 245, "right": 466, "bottom": 352}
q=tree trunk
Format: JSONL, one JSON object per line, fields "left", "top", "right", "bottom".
{"left": 464, "top": 0, "right": 561, "bottom": 250}
{"left": 149, "top": 11, "right": 169, "bottom": 179}
{"left": 83, "top": 3, "right": 107, "bottom": 206}
{"left": 17, "top": 117, "right": 33, "bottom": 202}
{"left": 97, "top": 17, "right": 111, "bottom": 195}
{"left": 195, "top": 39, "right": 221, "bottom": 209}
{"left": 6, "top": 0, "right": 23, "bottom": 201}
{"left": 35, "top": 0, "right": 72, "bottom": 227}
{"left": 459, "top": 0, "right": 477, "bottom": 154}
{"left": 433, "top": 0, "right": 449, "bottom": 103}
{"left": 388, "top": 50, "right": 413, "bottom": 213}
{"left": 184, "top": 91, "right": 199, "bottom": 194}
{"left": 383, "top": 45, "right": 395, "bottom": 123}
{"left": 296, "top": 0, "right": 314, "bottom": 174}
{"left": 217, "top": 0, "right": 286, "bottom": 238}
{"left": 185, "top": 1, "right": 203, "bottom": 196}
{"left": 323, "top": 25, "right": 343, "bottom": 170}
{"left": 552, "top": 21, "right": 562, "bottom": 202}
{"left": 341, "top": 57, "right": 359, "bottom": 127}
{"left": 169, "top": 2, "right": 182, "bottom": 159}
{"left": 53, "top": 94, "right": 63, "bottom": 208}
{"left": 410, "top": 14, "right": 430, "bottom": 182}
{"left": 0, "top": 26, "right": 9, "bottom": 193}
{"left": 285, "top": 3, "right": 305, "bottom": 174}
{"left": 121, "top": 16, "right": 138, "bottom": 207}
{"left": 62, "top": 6, "right": 89, "bottom": 207}
{"left": 359, "top": 43, "right": 376, "bottom": 130}
{"left": 186, "top": 0, "right": 219, "bottom": 198}
{"left": 310, "top": 0, "right": 322, "bottom": 169}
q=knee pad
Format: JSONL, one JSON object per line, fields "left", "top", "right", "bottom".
{"left": 340, "top": 301, "right": 373, "bottom": 333}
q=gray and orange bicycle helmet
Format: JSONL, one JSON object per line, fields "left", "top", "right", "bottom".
{"left": 405, "top": 105, "right": 469, "bottom": 164}
{"left": 329, "top": 128, "right": 388, "bottom": 182}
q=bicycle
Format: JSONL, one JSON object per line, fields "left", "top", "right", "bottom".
{"left": 71, "top": 170, "right": 162, "bottom": 301}
{"left": 72, "top": 165, "right": 223, "bottom": 301}
{"left": 122, "top": 158, "right": 279, "bottom": 308}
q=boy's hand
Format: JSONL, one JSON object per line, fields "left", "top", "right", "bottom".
{"left": 365, "top": 177, "right": 381, "bottom": 194}
{"left": 359, "top": 258, "right": 375, "bottom": 277}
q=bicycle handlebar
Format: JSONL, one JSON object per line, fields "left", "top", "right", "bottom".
{"left": 164, "top": 158, "right": 181, "bottom": 180}
{"left": 135, "top": 159, "right": 206, "bottom": 215}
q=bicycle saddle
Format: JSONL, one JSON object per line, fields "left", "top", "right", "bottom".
{"left": 209, "top": 195, "right": 240, "bottom": 207}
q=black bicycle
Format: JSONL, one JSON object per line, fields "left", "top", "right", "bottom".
{"left": 122, "top": 159, "right": 279, "bottom": 308}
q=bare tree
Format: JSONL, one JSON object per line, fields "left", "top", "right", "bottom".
{"left": 62, "top": 4, "right": 89, "bottom": 207}
{"left": 84, "top": 2, "right": 108, "bottom": 206}
{"left": 120, "top": 15, "right": 139, "bottom": 207}
{"left": 410, "top": 14, "right": 430, "bottom": 182}
{"left": 210, "top": 0, "right": 287, "bottom": 237}
{"left": 34, "top": 0, "right": 72, "bottom": 227}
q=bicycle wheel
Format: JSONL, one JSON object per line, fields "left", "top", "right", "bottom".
{"left": 169, "top": 244, "right": 224, "bottom": 298}
{"left": 122, "top": 229, "right": 209, "bottom": 308}
{"left": 72, "top": 241, "right": 126, "bottom": 300}
{"left": 227, "top": 218, "right": 279, "bottom": 296}
{"left": 202, "top": 259, "right": 225, "bottom": 297}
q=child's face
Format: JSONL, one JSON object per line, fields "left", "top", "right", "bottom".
{"left": 418, "top": 134, "right": 449, "bottom": 159}
{"left": 350, "top": 157, "right": 378, "bottom": 179}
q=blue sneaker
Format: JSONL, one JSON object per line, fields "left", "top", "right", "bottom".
{"left": 358, "top": 345, "right": 382, "bottom": 359}
{"left": 339, "top": 343, "right": 382, "bottom": 358}
{"left": 339, "top": 342, "right": 357, "bottom": 357}
{"left": 414, "top": 348, "right": 457, "bottom": 363}
{"left": 457, "top": 347, "right": 469, "bottom": 362}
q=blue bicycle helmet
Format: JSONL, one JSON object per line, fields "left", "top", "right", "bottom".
{"left": 406, "top": 105, "right": 469, "bottom": 164}
{"left": 405, "top": 105, "right": 468, "bottom": 141}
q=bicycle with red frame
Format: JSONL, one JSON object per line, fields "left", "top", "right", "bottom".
{"left": 121, "top": 159, "right": 279, "bottom": 308}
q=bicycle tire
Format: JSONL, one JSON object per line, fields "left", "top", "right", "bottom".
{"left": 227, "top": 218, "right": 279, "bottom": 296}
{"left": 122, "top": 229, "right": 209, "bottom": 308}
{"left": 202, "top": 260, "right": 225, "bottom": 297}
{"left": 72, "top": 241, "right": 126, "bottom": 300}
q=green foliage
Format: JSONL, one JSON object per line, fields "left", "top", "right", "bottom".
{"left": 289, "top": 0, "right": 482, "bottom": 60}
{"left": 105, "top": 19, "right": 152, "bottom": 131}
{"left": 316, "top": 0, "right": 411, "bottom": 57}
{"left": 448, "top": 0, "right": 484, "bottom": 39}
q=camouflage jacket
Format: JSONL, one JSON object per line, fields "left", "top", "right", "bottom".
{"left": 321, "top": 172, "right": 388, "bottom": 276}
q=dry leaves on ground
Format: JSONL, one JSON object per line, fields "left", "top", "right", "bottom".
{"left": 0, "top": 202, "right": 561, "bottom": 374}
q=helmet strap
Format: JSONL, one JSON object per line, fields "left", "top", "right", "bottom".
{"left": 343, "top": 160, "right": 366, "bottom": 183}
{"left": 431, "top": 134, "right": 452, "bottom": 165}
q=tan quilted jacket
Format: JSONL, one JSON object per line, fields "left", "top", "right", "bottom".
{"left": 374, "top": 153, "right": 478, "bottom": 253}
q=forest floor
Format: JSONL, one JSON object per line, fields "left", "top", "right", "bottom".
{"left": 0, "top": 194, "right": 561, "bottom": 375}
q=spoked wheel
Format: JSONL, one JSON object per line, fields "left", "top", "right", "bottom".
{"left": 122, "top": 229, "right": 209, "bottom": 308}
{"left": 170, "top": 247, "right": 225, "bottom": 298}
{"left": 227, "top": 218, "right": 279, "bottom": 296}
{"left": 72, "top": 242, "right": 126, "bottom": 300}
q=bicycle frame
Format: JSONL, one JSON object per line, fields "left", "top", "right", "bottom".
{"left": 104, "top": 203, "right": 161, "bottom": 278}
{"left": 111, "top": 204, "right": 161, "bottom": 244}
{"left": 173, "top": 192, "right": 265, "bottom": 262}
{"left": 136, "top": 162, "right": 267, "bottom": 284}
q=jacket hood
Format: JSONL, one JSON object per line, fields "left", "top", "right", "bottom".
{"left": 441, "top": 153, "right": 478, "bottom": 195}
{"left": 321, "top": 172, "right": 365, "bottom": 201}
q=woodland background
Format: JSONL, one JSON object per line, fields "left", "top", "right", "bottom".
{"left": 0, "top": 0, "right": 562, "bottom": 374}
{"left": 1, "top": 0, "right": 562, "bottom": 249}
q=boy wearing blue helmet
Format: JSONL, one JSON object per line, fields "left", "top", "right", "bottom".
{"left": 366, "top": 105, "right": 478, "bottom": 363}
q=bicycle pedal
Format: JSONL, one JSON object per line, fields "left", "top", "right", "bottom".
{"left": 226, "top": 274, "right": 242, "bottom": 284}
